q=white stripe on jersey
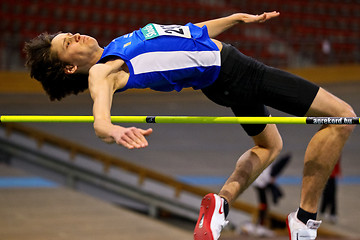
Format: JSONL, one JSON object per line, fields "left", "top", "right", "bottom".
{"left": 130, "top": 51, "right": 220, "bottom": 75}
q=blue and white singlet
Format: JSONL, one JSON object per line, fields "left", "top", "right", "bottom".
{"left": 98, "top": 23, "right": 221, "bottom": 92}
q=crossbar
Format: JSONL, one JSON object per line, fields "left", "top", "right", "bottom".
{"left": 1, "top": 115, "right": 359, "bottom": 124}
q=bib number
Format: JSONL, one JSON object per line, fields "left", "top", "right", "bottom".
{"left": 141, "top": 24, "right": 191, "bottom": 40}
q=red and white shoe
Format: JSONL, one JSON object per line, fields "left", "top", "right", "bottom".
{"left": 194, "top": 193, "right": 229, "bottom": 240}
{"left": 287, "top": 210, "right": 322, "bottom": 240}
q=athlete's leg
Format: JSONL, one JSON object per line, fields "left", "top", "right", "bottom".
{"left": 219, "top": 123, "right": 283, "bottom": 203}
{"left": 195, "top": 124, "right": 282, "bottom": 239}
{"left": 301, "top": 87, "right": 355, "bottom": 213}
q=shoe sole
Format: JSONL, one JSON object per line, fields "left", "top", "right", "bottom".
{"left": 286, "top": 215, "right": 292, "bottom": 240}
{"left": 194, "top": 194, "right": 216, "bottom": 240}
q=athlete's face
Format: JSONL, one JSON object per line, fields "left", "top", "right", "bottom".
{"left": 51, "top": 33, "right": 100, "bottom": 70}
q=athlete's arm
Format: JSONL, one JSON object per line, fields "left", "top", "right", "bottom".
{"left": 194, "top": 11, "right": 280, "bottom": 38}
{"left": 89, "top": 62, "right": 152, "bottom": 149}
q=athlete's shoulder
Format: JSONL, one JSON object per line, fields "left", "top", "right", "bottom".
{"left": 91, "top": 58, "right": 124, "bottom": 78}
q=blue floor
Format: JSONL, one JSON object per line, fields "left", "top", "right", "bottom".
{"left": 0, "top": 177, "right": 58, "bottom": 188}
{"left": 2, "top": 175, "right": 358, "bottom": 188}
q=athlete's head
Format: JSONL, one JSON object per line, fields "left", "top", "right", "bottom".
{"left": 51, "top": 33, "right": 101, "bottom": 72}
{"left": 24, "top": 32, "right": 95, "bottom": 101}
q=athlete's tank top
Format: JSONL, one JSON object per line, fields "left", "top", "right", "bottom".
{"left": 97, "top": 23, "right": 221, "bottom": 92}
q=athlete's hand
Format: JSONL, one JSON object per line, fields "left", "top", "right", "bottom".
{"left": 237, "top": 11, "right": 280, "bottom": 23}
{"left": 112, "top": 126, "right": 153, "bottom": 149}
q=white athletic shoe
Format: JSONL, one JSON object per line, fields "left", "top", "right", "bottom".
{"left": 287, "top": 210, "right": 322, "bottom": 240}
{"left": 194, "top": 193, "right": 229, "bottom": 240}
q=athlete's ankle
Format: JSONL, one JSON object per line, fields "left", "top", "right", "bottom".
{"left": 222, "top": 197, "right": 229, "bottom": 218}
{"left": 297, "top": 207, "right": 317, "bottom": 225}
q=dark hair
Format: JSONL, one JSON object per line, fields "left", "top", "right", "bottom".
{"left": 23, "top": 32, "right": 88, "bottom": 101}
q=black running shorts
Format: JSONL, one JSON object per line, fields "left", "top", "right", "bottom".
{"left": 201, "top": 43, "right": 319, "bottom": 136}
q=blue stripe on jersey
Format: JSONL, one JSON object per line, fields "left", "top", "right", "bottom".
{"left": 98, "top": 23, "right": 221, "bottom": 92}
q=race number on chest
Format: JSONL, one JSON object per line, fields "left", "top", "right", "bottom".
{"left": 141, "top": 24, "right": 192, "bottom": 40}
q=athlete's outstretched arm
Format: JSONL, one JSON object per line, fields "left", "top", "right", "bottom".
{"left": 195, "top": 11, "right": 280, "bottom": 38}
{"left": 89, "top": 62, "right": 152, "bottom": 149}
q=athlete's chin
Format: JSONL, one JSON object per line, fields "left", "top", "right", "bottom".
{"left": 84, "top": 36, "right": 99, "bottom": 46}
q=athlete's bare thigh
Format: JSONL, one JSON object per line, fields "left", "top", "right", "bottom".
{"left": 305, "top": 87, "right": 355, "bottom": 117}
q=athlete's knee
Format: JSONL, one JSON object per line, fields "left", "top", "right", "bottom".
{"left": 269, "top": 136, "right": 283, "bottom": 162}
{"left": 268, "top": 135, "right": 283, "bottom": 159}
{"left": 265, "top": 128, "right": 283, "bottom": 157}
{"left": 338, "top": 101, "right": 356, "bottom": 118}
{"left": 253, "top": 132, "right": 283, "bottom": 164}
{"left": 334, "top": 103, "right": 357, "bottom": 136}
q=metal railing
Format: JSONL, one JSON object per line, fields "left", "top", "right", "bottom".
{"left": 0, "top": 123, "right": 259, "bottom": 217}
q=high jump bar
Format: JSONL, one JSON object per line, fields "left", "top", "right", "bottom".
{"left": 0, "top": 115, "right": 359, "bottom": 124}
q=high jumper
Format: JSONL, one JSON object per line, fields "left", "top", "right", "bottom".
{"left": 23, "top": 11, "right": 356, "bottom": 240}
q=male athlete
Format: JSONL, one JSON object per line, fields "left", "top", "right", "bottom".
{"left": 24, "top": 11, "right": 356, "bottom": 240}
